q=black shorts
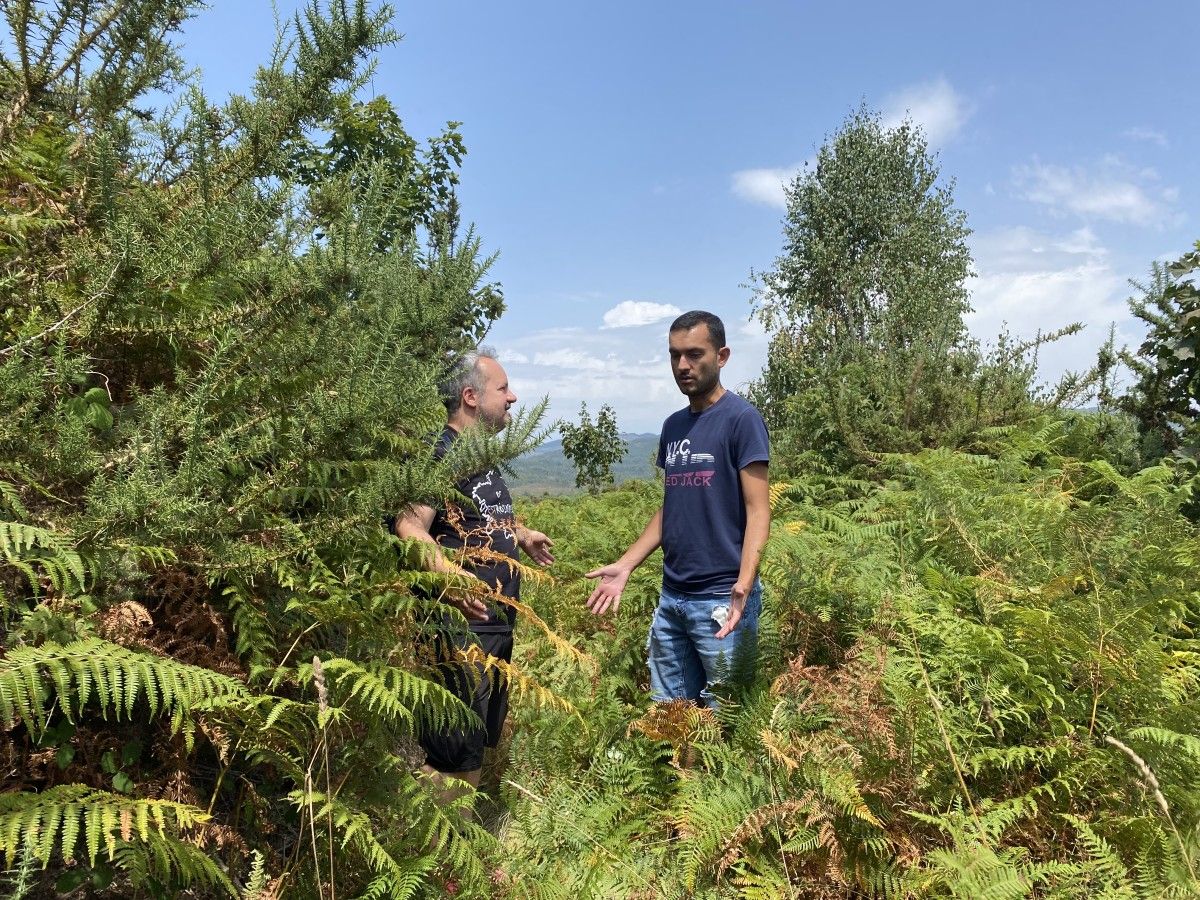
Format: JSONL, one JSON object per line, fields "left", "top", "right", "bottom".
{"left": 419, "top": 629, "right": 513, "bottom": 774}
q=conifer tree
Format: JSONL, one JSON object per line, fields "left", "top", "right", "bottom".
{"left": 1118, "top": 245, "right": 1200, "bottom": 463}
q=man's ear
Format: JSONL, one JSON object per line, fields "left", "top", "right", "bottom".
{"left": 460, "top": 386, "right": 477, "bottom": 410}
{"left": 718, "top": 346, "right": 731, "bottom": 367}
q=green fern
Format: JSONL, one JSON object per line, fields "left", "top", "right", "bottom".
{"left": 0, "top": 519, "right": 89, "bottom": 595}
{"left": 0, "top": 637, "right": 246, "bottom": 742}
{"left": 0, "top": 785, "right": 233, "bottom": 896}
{"left": 241, "top": 849, "right": 270, "bottom": 899}
{"left": 310, "top": 656, "right": 475, "bottom": 734}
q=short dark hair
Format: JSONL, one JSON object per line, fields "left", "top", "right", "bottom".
{"left": 670, "top": 310, "right": 726, "bottom": 349}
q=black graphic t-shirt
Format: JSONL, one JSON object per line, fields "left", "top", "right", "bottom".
{"left": 429, "top": 426, "right": 520, "bottom": 632}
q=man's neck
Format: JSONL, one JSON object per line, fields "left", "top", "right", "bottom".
{"left": 446, "top": 412, "right": 472, "bottom": 433}
{"left": 688, "top": 383, "right": 726, "bottom": 414}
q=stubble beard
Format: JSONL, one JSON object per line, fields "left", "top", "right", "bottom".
{"left": 676, "top": 370, "right": 719, "bottom": 399}
{"left": 481, "top": 407, "right": 511, "bottom": 433}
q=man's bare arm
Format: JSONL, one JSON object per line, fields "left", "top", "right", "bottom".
{"left": 514, "top": 525, "right": 555, "bottom": 566}
{"left": 394, "top": 505, "right": 489, "bottom": 622}
{"left": 584, "top": 507, "right": 663, "bottom": 616}
{"left": 716, "top": 461, "right": 770, "bottom": 639}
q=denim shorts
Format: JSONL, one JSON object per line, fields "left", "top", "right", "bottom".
{"left": 647, "top": 580, "right": 762, "bottom": 708}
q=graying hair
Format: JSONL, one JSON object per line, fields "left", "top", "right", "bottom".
{"left": 439, "top": 345, "right": 499, "bottom": 414}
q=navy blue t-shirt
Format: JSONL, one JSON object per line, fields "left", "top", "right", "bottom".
{"left": 656, "top": 392, "right": 769, "bottom": 595}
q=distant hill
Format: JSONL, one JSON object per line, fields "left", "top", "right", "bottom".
{"left": 508, "top": 433, "right": 660, "bottom": 497}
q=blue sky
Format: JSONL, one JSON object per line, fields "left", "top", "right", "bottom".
{"left": 184, "top": 1, "right": 1196, "bottom": 432}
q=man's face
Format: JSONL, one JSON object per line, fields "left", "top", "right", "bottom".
{"left": 669, "top": 324, "right": 728, "bottom": 398}
{"left": 469, "top": 356, "right": 517, "bottom": 431}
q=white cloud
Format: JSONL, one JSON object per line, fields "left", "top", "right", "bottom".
{"left": 601, "top": 300, "right": 683, "bottom": 329}
{"left": 730, "top": 163, "right": 805, "bottom": 209}
{"left": 881, "top": 77, "right": 970, "bottom": 145}
{"left": 731, "top": 78, "right": 968, "bottom": 209}
{"left": 532, "top": 348, "right": 611, "bottom": 372}
{"left": 1012, "top": 157, "right": 1182, "bottom": 227}
{"left": 1123, "top": 126, "right": 1169, "bottom": 148}
{"left": 737, "top": 317, "right": 769, "bottom": 340}
{"left": 971, "top": 225, "right": 1106, "bottom": 272}
{"left": 967, "top": 226, "right": 1135, "bottom": 388}
{"left": 502, "top": 350, "right": 529, "bottom": 364}
{"left": 498, "top": 313, "right": 770, "bottom": 432}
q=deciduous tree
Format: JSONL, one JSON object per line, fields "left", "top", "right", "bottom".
{"left": 750, "top": 107, "right": 1077, "bottom": 472}
{"left": 560, "top": 402, "right": 629, "bottom": 494}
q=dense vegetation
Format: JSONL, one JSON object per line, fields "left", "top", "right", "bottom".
{"left": 1, "top": 2, "right": 1198, "bottom": 898}
{"left": 1, "top": 2, "right": 548, "bottom": 896}
{"left": 506, "top": 414, "right": 1200, "bottom": 897}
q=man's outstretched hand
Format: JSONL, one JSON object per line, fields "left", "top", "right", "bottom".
{"left": 585, "top": 562, "right": 630, "bottom": 616}
{"left": 518, "top": 528, "right": 555, "bottom": 566}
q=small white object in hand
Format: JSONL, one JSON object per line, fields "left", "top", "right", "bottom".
{"left": 711, "top": 605, "right": 730, "bottom": 628}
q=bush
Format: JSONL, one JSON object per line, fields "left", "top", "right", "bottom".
{"left": 0, "top": 3, "right": 546, "bottom": 895}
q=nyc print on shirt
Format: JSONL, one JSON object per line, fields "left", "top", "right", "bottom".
{"left": 663, "top": 439, "right": 717, "bottom": 487}
{"left": 656, "top": 393, "right": 769, "bottom": 595}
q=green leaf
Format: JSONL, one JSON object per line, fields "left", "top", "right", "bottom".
{"left": 120, "top": 740, "right": 142, "bottom": 767}
{"left": 55, "top": 744, "right": 75, "bottom": 769}
{"left": 56, "top": 869, "right": 89, "bottom": 893}
{"left": 87, "top": 404, "right": 114, "bottom": 430}
{"left": 90, "top": 861, "right": 114, "bottom": 889}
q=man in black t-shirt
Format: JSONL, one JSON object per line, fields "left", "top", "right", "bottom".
{"left": 395, "top": 347, "right": 554, "bottom": 793}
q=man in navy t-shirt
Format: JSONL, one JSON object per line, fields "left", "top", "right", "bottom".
{"left": 586, "top": 311, "right": 770, "bottom": 707}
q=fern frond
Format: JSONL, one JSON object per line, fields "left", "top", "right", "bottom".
{"left": 309, "top": 776, "right": 490, "bottom": 895}
{"left": 0, "top": 786, "right": 231, "bottom": 895}
{"left": 768, "top": 481, "right": 791, "bottom": 512}
{"left": 1062, "top": 814, "right": 1137, "bottom": 891}
{"left": 716, "top": 797, "right": 816, "bottom": 882}
{"left": 306, "top": 656, "right": 474, "bottom": 735}
{"left": 1126, "top": 726, "right": 1200, "bottom": 763}
{"left": 492, "top": 590, "right": 596, "bottom": 673}
{"left": 759, "top": 728, "right": 800, "bottom": 773}
{"left": 0, "top": 638, "right": 245, "bottom": 742}
{"left": 0, "top": 519, "right": 89, "bottom": 594}
{"left": 110, "top": 832, "right": 236, "bottom": 897}
{"left": 241, "top": 849, "right": 270, "bottom": 899}
{"left": 459, "top": 644, "right": 580, "bottom": 718}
